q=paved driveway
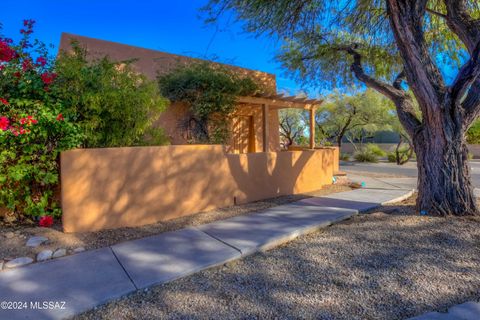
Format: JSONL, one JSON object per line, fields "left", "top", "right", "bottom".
{"left": 340, "top": 160, "right": 480, "bottom": 188}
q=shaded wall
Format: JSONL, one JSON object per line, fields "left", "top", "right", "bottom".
{"left": 61, "top": 145, "right": 336, "bottom": 232}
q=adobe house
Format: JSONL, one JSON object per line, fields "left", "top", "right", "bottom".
{"left": 58, "top": 34, "right": 339, "bottom": 232}
{"left": 58, "top": 33, "right": 321, "bottom": 153}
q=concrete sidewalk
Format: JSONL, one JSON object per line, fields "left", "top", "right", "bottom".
{"left": 0, "top": 182, "right": 414, "bottom": 320}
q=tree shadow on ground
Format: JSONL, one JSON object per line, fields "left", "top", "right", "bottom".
{"left": 75, "top": 201, "right": 480, "bottom": 320}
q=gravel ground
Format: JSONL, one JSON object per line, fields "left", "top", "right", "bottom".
{"left": 76, "top": 195, "right": 480, "bottom": 320}
{"left": 0, "top": 185, "right": 351, "bottom": 264}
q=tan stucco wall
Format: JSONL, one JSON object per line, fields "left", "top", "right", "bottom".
{"left": 58, "top": 33, "right": 277, "bottom": 93}
{"left": 61, "top": 145, "right": 335, "bottom": 232}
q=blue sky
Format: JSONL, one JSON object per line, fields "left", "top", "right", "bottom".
{"left": 1, "top": 0, "right": 313, "bottom": 96}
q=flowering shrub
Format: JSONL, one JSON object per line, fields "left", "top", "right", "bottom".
{"left": 0, "top": 20, "right": 81, "bottom": 222}
{"left": 39, "top": 215, "right": 54, "bottom": 227}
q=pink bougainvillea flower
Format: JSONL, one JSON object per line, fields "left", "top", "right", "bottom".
{"left": 56, "top": 113, "right": 64, "bottom": 121}
{"left": 20, "top": 20, "right": 35, "bottom": 35}
{"left": 39, "top": 215, "right": 53, "bottom": 227}
{"left": 22, "top": 59, "right": 32, "bottom": 71}
{"left": 0, "top": 40, "right": 17, "bottom": 62}
{"left": 36, "top": 56, "right": 47, "bottom": 66}
{"left": 19, "top": 115, "right": 38, "bottom": 126}
{"left": 0, "top": 116, "right": 9, "bottom": 131}
{"left": 9, "top": 125, "right": 29, "bottom": 136}
{"left": 41, "top": 72, "right": 57, "bottom": 85}
{"left": 0, "top": 97, "right": 9, "bottom": 105}
{"left": 23, "top": 19, "right": 36, "bottom": 28}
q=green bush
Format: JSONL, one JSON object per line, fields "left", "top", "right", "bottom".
{"left": 354, "top": 149, "right": 379, "bottom": 162}
{"left": 340, "top": 152, "right": 351, "bottom": 161}
{"left": 158, "top": 62, "right": 260, "bottom": 144}
{"left": 467, "top": 120, "right": 480, "bottom": 144}
{"left": 55, "top": 42, "right": 169, "bottom": 147}
{"left": 364, "top": 143, "right": 386, "bottom": 157}
{"left": 387, "top": 145, "right": 410, "bottom": 163}
{"left": 354, "top": 144, "right": 385, "bottom": 162}
{"left": 0, "top": 21, "right": 81, "bottom": 221}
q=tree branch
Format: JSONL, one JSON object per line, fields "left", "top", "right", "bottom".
{"left": 451, "top": 40, "right": 480, "bottom": 106}
{"left": 387, "top": 0, "right": 446, "bottom": 119}
{"left": 392, "top": 69, "right": 406, "bottom": 90}
{"left": 426, "top": 8, "right": 447, "bottom": 19}
{"left": 444, "top": 0, "right": 480, "bottom": 53}
{"left": 340, "top": 46, "right": 405, "bottom": 101}
{"left": 337, "top": 45, "right": 421, "bottom": 138}
{"left": 444, "top": 0, "right": 480, "bottom": 122}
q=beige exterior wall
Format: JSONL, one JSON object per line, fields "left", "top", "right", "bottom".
{"left": 61, "top": 145, "right": 336, "bottom": 232}
{"left": 58, "top": 33, "right": 277, "bottom": 93}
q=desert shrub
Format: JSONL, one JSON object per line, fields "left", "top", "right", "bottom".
{"left": 364, "top": 143, "right": 386, "bottom": 157}
{"left": 354, "top": 149, "right": 379, "bottom": 162}
{"left": 387, "top": 142, "right": 414, "bottom": 165}
{"left": 340, "top": 152, "right": 351, "bottom": 161}
{"left": 158, "top": 62, "right": 260, "bottom": 144}
{"left": 0, "top": 21, "right": 81, "bottom": 221}
{"left": 354, "top": 144, "right": 385, "bottom": 162}
{"left": 467, "top": 120, "right": 480, "bottom": 144}
{"left": 55, "top": 42, "right": 169, "bottom": 147}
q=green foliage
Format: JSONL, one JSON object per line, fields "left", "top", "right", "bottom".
{"left": 387, "top": 146, "right": 409, "bottom": 163}
{"left": 158, "top": 62, "right": 260, "bottom": 144}
{"left": 354, "top": 144, "right": 385, "bottom": 163}
{"left": 203, "top": 0, "right": 478, "bottom": 90}
{"left": 354, "top": 150, "right": 378, "bottom": 163}
{"left": 55, "top": 42, "right": 169, "bottom": 148}
{"left": 340, "top": 152, "right": 350, "bottom": 161}
{"left": 467, "top": 120, "right": 480, "bottom": 144}
{"left": 279, "top": 108, "right": 307, "bottom": 148}
{"left": 316, "top": 89, "right": 395, "bottom": 145}
{"left": 365, "top": 143, "right": 386, "bottom": 157}
{"left": 0, "top": 22, "right": 81, "bottom": 220}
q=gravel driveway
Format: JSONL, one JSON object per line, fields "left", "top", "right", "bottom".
{"left": 76, "top": 196, "right": 480, "bottom": 320}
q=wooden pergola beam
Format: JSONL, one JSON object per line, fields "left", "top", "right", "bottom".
{"left": 309, "top": 106, "right": 316, "bottom": 149}
{"left": 237, "top": 95, "right": 322, "bottom": 110}
{"left": 262, "top": 104, "right": 269, "bottom": 152}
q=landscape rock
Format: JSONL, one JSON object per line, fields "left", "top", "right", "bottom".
{"left": 4, "top": 232, "right": 14, "bottom": 239}
{"left": 36, "top": 250, "right": 53, "bottom": 262}
{"left": 4, "top": 257, "right": 33, "bottom": 269}
{"left": 73, "top": 247, "right": 86, "bottom": 254}
{"left": 26, "top": 236, "right": 48, "bottom": 247}
{"left": 52, "top": 248, "right": 67, "bottom": 258}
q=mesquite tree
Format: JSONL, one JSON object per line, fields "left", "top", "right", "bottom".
{"left": 204, "top": 0, "right": 480, "bottom": 216}
{"left": 318, "top": 89, "right": 395, "bottom": 147}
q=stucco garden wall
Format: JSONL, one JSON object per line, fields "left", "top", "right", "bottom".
{"left": 60, "top": 145, "right": 336, "bottom": 232}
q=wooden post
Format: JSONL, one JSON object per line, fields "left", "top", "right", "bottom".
{"left": 262, "top": 104, "right": 269, "bottom": 152}
{"left": 309, "top": 106, "right": 316, "bottom": 149}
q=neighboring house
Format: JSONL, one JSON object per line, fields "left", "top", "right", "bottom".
{"left": 58, "top": 33, "right": 321, "bottom": 153}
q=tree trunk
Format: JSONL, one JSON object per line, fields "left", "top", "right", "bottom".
{"left": 337, "top": 135, "right": 342, "bottom": 147}
{"left": 413, "top": 122, "right": 478, "bottom": 216}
